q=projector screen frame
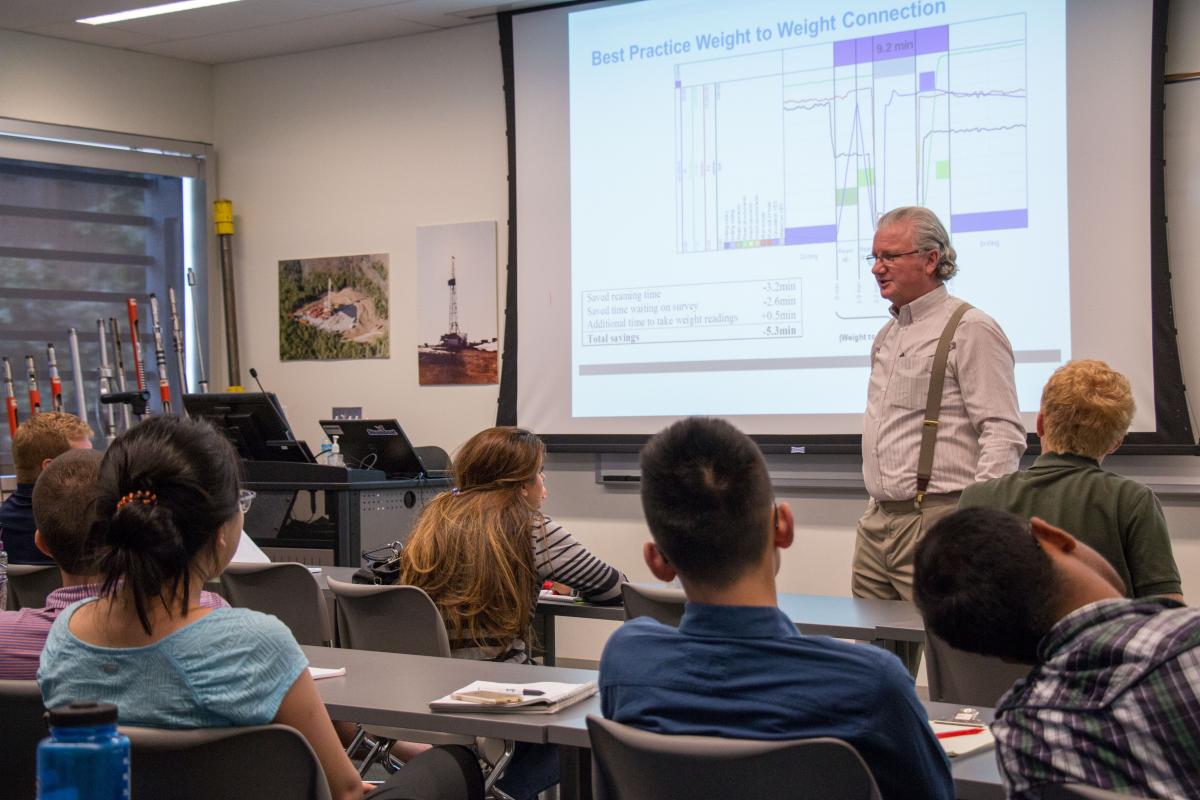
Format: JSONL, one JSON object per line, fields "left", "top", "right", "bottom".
{"left": 496, "top": 0, "right": 1197, "bottom": 456}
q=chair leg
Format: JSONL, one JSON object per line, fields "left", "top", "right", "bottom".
{"left": 482, "top": 740, "right": 517, "bottom": 799}
{"left": 357, "top": 737, "right": 395, "bottom": 777}
{"left": 345, "top": 726, "right": 367, "bottom": 759}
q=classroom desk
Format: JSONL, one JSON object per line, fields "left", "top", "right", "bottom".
{"left": 309, "top": 571, "right": 924, "bottom": 663}
{"left": 302, "top": 646, "right": 1002, "bottom": 800}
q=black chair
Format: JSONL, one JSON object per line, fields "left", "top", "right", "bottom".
{"left": 588, "top": 715, "right": 882, "bottom": 800}
{"left": 620, "top": 583, "right": 685, "bottom": 626}
{"left": 123, "top": 723, "right": 332, "bottom": 800}
{"left": 6, "top": 564, "right": 62, "bottom": 611}
{"left": 220, "top": 562, "right": 330, "bottom": 646}
{"left": 0, "top": 679, "right": 47, "bottom": 800}
{"left": 924, "top": 629, "right": 1031, "bottom": 706}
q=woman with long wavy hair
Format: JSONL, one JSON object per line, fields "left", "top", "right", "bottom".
{"left": 401, "top": 427, "right": 625, "bottom": 800}
{"left": 402, "top": 426, "right": 624, "bottom": 662}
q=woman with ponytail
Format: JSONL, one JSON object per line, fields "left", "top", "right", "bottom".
{"left": 38, "top": 416, "right": 482, "bottom": 800}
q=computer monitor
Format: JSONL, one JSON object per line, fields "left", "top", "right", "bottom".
{"left": 184, "top": 392, "right": 314, "bottom": 463}
{"left": 319, "top": 419, "right": 447, "bottom": 479}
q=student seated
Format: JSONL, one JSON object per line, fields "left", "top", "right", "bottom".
{"left": 38, "top": 416, "right": 481, "bottom": 800}
{"left": 0, "top": 448, "right": 225, "bottom": 679}
{"left": 599, "top": 417, "right": 953, "bottom": 800}
{"left": 913, "top": 507, "right": 1200, "bottom": 799}
{"left": 401, "top": 425, "right": 627, "bottom": 800}
{"left": 959, "top": 359, "right": 1182, "bottom": 600}
{"left": 1, "top": 411, "right": 94, "bottom": 565}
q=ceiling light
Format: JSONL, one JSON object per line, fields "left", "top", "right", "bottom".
{"left": 78, "top": 0, "right": 243, "bottom": 26}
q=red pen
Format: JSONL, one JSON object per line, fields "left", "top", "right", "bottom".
{"left": 936, "top": 727, "right": 986, "bottom": 740}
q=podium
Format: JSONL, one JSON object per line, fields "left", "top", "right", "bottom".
{"left": 240, "top": 460, "right": 451, "bottom": 566}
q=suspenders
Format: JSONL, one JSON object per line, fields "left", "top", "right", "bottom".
{"left": 915, "top": 301, "right": 973, "bottom": 507}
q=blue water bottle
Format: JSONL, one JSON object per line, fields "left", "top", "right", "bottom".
{"left": 38, "top": 701, "right": 130, "bottom": 800}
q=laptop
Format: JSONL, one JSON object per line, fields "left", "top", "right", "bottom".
{"left": 318, "top": 419, "right": 450, "bottom": 479}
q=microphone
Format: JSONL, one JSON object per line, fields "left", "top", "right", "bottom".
{"left": 249, "top": 367, "right": 267, "bottom": 395}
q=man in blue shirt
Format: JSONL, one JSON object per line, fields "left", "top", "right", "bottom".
{"left": 600, "top": 417, "right": 953, "bottom": 800}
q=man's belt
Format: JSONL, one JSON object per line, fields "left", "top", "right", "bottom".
{"left": 876, "top": 492, "right": 961, "bottom": 513}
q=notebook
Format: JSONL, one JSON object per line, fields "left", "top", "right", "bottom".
{"left": 430, "top": 680, "right": 597, "bottom": 714}
{"left": 930, "top": 721, "right": 995, "bottom": 758}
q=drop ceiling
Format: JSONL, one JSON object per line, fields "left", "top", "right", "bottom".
{"left": 0, "top": 0, "right": 549, "bottom": 64}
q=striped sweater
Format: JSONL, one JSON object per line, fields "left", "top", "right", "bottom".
{"left": 450, "top": 515, "right": 626, "bottom": 663}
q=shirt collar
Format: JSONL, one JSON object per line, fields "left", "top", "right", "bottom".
{"left": 45, "top": 583, "right": 99, "bottom": 610}
{"left": 891, "top": 283, "right": 949, "bottom": 324}
{"left": 678, "top": 602, "right": 799, "bottom": 640}
{"left": 1032, "top": 452, "right": 1101, "bottom": 470}
{"left": 1038, "top": 596, "right": 1180, "bottom": 661}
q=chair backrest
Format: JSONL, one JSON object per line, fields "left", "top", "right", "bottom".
{"left": 6, "top": 564, "right": 62, "bottom": 611}
{"left": 123, "top": 723, "right": 332, "bottom": 800}
{"left": 326, "top": 577, "right": 451, "bottom": 657}
{"left": 621, "top": 583, "right": 686, "bottom": 626}
{"left": 1042, "top": 784, "right": 1150, "bottom": 799}
{"left": 0, "top": 680, "right": 46, "bottom": 800}
{"left": 220, "top": 562, "right": 329, "bottom": 646}
{"left": 587, "top": 716, "right": 882, "bottom": 800}
{"left": 924, "top": 629, "right": 1031, "bottom": 706}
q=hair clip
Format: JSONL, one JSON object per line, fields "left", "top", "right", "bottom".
{"left": 117, "top": 489, "right": 157, "bottom": 510}
{"left": 451, "top": 488, "right": 460, "bottom": 496}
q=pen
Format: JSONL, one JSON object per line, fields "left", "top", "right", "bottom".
{"left": 936, "top": 727, "right": 986, "bottom": 740}
{"left": 522, "top": 689, "right": 545, "bottom": 696}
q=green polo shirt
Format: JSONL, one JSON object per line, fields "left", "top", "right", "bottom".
{"left": 959, "top": 452, "right": 1182, "bottom": 598}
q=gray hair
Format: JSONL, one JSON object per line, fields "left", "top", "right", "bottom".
{"left": 877, "top": 206, "right": 957, "bottom": 280}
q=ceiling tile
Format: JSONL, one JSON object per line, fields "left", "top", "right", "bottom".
{"left": 137, "top": 8, "right": 442, "bottom": 64}
{"left": 26, "top": 19, "right": 163, "bottom": 48}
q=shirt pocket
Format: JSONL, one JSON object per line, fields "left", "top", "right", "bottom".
{"left": 888, "top": 354, "right": 932, "bottom": 410}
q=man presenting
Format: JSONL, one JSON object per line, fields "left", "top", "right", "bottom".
{"left": 856, "top": 206, "right": 1025, "bottom": 671}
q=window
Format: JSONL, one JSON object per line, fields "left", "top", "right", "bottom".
{"left": 0, "top": 119, "right": 210, "bottom": 461}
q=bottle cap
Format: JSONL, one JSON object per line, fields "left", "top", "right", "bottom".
{"left": 46, "top": 701, "right": 119, "bottom": 727}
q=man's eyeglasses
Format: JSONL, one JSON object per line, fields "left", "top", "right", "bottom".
{"left": 865, "top": 249, "right": 924, "bottom": 266}
{"left": 238, "top": 489, "right": 256, "bottom": 514}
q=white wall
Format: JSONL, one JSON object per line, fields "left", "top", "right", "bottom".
{"left": 211, "top": 22, "right": 507, "bottom": 449}
{"left": 0, "top": 30, "right": 212, "bottom": 143}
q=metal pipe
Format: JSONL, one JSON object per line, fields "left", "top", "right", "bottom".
{"left": 96, "top": 320, "right": 117, "bottom": 444}
{"left": 24, "top": 355, "right": 41, "bottom": 415}
{"left": 109, "top": 318, "right": 132, "bottom": 430}
{"left": 187, "top": 268, "right": 209, "bottom": 393}
{"left": 214, "top": 200, "right": 241, "bottom": 387}
{"left": 67, "top": 328, "right": 86, "bottom": 421}
{"left": 46, "top": 343, "right": 63, "bottom": 412}
{"left": 149, "top": 294, "right": 172, "bottom": 414}
{"left": 2, "top": 357, "right": 18, "bottom": 436}
{"left": 167, "top": 287, "right": 189, "bottom": 397}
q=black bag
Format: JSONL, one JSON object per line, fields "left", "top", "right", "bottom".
{"left": 352, "top": 540, "right": 404, "bottom": 585}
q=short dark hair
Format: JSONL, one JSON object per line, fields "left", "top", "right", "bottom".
{"left": 639, "top": 417, "right": 773, "bottom": 587}
{"left": 913, "top": 507, "right": 1060, "bottom": 664}
{"left": 32, "top": 448, "right": 104, "bottom": 575}
{"left": 91, "top": 415, "right": 241, "bottom": 635}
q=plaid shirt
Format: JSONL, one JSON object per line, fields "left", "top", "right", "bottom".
{"left": 993, "top": 598, "right": 1200, "bottom": 799}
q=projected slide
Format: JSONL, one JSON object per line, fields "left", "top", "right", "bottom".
{"left": 569, "top": 0, "right": 1067, "bottom": 418}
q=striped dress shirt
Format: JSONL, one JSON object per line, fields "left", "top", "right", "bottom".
{"left": 994, "top": 598, "right": 1200, "bottom": 799}
{"left": 862, "top": 285, "right": 1025, "bottom": 501}
{"left": 0, "top": 583, "right": 229, "bottom": 680}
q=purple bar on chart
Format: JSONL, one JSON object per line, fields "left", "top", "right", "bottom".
{"left": 833, "top": 38, "right": 856, "bottom": 67}
{"left": 914, "top": 26, "right": 950, "bottom": 56}
{"left": 784, "top": 225, "right": 839, "bottom": 245}
{"left": 950, "top": 209, "right": 1029, "bottom": 233}
{"left": 871, "top": 30, "right": 916, "bottom": 63}
{"left": 833, "top": 25, "right": 950, "bottom": 67}
{"left": 919, "top": 71, "right": 935, "bottom": 92}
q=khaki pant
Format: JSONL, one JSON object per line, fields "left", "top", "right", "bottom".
{"left": 852, "top": 494, "right": 959, "bottom": 676}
